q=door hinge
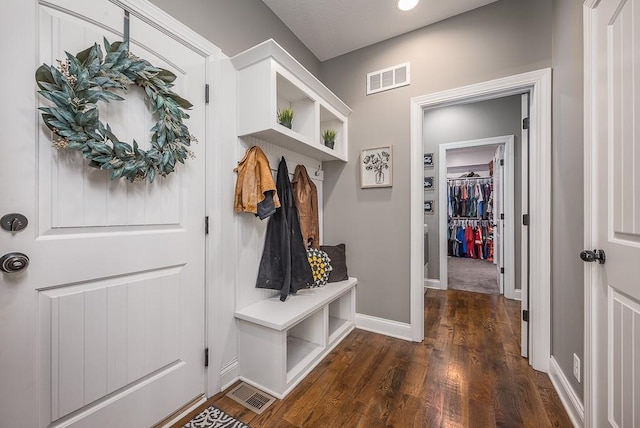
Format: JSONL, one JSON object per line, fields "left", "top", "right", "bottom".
{"left": 205, "top": 216, "right": 209, "bottom": 235}
{"left": 523, "top": 214, "right": 529, "bottom": 226}
{"left": 500, "top": 213, "right": 504, "bottom": 220}
{"left": 523, "top": 117, "right": 529, "bottom": 130}
{"left": 500, "top": 267, "right": 504, "bottom": 274}
{"left": 204, "top": 347, "right": 209, "bottom": 367}
{"left": 499, "top": 159, "right": 504, "bottom": 166}
{"left": 522, "top": 310, "right": 529, "bottom": 322}
{"left": 205, "top": 84, "right": 210, "bottom": 104}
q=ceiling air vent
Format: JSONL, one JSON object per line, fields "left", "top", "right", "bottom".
{"left": 366, "top": 62, "right": 410, "bottom": 95}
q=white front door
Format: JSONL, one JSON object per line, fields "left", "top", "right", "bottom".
{"left": 587, "top": 0, "right": 640, "bottom": 426}
{"left": 0, "top": 1, "right": 207, "bottom": 426}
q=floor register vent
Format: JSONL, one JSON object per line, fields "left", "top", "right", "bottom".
{"left": 366, "top": 62, "right": 410, "bottom": 95}
{"left": 226, "top": 382, "right": 276, "bottom": 415}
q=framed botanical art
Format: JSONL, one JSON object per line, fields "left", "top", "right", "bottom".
{"left": 361, "top": 145, "right": 392, "bottom": 188}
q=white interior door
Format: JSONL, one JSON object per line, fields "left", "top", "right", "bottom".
{"left": 0, "top": 1, "right": 207, "bottom": 426}
{"left": 587, "top": 0, "right": 640, "bottom": 426}
{"left": 493, "top": 145, "right": 505, "bottom": 295}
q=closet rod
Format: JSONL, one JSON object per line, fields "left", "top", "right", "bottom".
{"left": 446, "top": 177, "right": 492, "bottom": 182}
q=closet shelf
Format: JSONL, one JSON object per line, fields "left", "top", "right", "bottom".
{"left": 231, "top": 39, "right": 351, "bottom": 162}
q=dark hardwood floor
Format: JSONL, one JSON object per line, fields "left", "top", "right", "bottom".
{"left": 173, "top": 290, "right": 572, "bottom": 427}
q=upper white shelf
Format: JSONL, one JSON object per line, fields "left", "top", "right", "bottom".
{"left": 231, "top": 39, "right": 351, "bottom": 162}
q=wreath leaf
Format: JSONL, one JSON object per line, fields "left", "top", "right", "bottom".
{"left": 36, "top": 39, "right": 196, "bottom": 183}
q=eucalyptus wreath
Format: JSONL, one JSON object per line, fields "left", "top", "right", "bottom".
{"left": 35, "top": 38, "right": 197, "bottom": 183}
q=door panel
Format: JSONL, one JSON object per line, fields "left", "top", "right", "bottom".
{"left": 609, "top": 291, "right": 640, "bottom": 427}
{"left": 591, "top": 0, "right": 640, "bottom": 426}
{"left": 38, "top": 268, "right": 183, "bottom": 421}
{"left": 39, "top": 6, "right": 194, "bottom": 230}
{"left": 0, "top": 1, "right": 207, "bottom": 426}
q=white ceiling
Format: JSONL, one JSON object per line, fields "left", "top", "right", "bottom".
{"left": 262, "top": 0, "right": 499, "bottom": 61}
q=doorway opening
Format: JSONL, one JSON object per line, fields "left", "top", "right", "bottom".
{"left": 436, "top": 136, "right": 515, "bottom": 299}
{"left": 422, "top": 95, "right": 525, "bottom": 356}
{"left": 409, "top": 69, "right": 552, "bottom": 372}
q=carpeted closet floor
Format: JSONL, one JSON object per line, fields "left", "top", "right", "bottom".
{"left": 448, "top": 256, "right": 499, "bottom": 294}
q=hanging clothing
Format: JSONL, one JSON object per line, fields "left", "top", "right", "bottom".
{"left": 256, "top": 158, "right": 313, "bottom": 301}
{"left": 446, "top": 178, "right": 493, "bottom": 220}
{"left": 447, "top": 219, "right": 493, "bottom": 260}
{"left": 234, "top": 146, "right": 280, "bottom": 220}
{"left": 292, "top": 164, "right": 319, "bottom": 249}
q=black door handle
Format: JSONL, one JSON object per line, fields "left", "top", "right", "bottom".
{"left": 580, "top": 249, "right": 606, "bottom": 264}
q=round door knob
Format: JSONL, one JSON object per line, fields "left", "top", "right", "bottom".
{"left": 0, "top": 252, "right": 30, "bottom": 273}
{"left": 580, "top": 249, "right": 606, "bottom": 265}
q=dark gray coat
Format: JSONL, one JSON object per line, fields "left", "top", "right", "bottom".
{"left": 256, "top": 158, "right": 313, "bottom": 301}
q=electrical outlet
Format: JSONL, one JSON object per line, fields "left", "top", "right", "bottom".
{"left": 573, "top": 353, "right": 581, "bottom": 383}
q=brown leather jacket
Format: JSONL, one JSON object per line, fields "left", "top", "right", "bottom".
{"left": 292, "top": 164, "right": 319, "bottom": 248}
{"left": 234, "top": 146, "right": 280, "bottom": 218}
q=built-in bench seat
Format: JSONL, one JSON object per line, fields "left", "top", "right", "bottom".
{"left": 234, "top": 278, "right": 357, "bottom": 398}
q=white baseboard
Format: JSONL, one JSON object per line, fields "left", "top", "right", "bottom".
{"left": 355, "top": 313, "right": 412, "bottom": 341}
{"left": 513, "top": 288, "right": 522, "bottom": 301}
{"left": 548, "top": 356, "right": 584, "bottom": 428}
{"left": 220, "top": 359, "right": 239, "bottom": 392}
{"left": 425, "top": 278, "right": 441, "bottom": 290}
{"left": 157, "top": 394, "right": 207, "bottom": 427}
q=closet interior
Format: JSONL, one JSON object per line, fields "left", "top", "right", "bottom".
{"left": 445, "top": 145, "right": 503, "bottom": 295}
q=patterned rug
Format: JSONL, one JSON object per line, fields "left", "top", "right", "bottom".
{"left": 182, "top": 405, "right": 250, "bottom": 428}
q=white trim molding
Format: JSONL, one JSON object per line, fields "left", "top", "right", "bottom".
{"left": 410, "top": 68, "right": 552, "bottom": 371}
{"left": 513, "top": 288, "right": 522, "bottom": 301}
{"left": 424, "top": 278, "right": 442, "bottom": 290}
{"left": 583, "top": 2, "right": 598, "bottom": 427}
{"left": 355, "top": 313, "right": 412, "bottom": 342}
{"left": 220, "top": 359, "right": 240, "bottom": 392}
{"left": 549, "top": 356, "right": 585, "bottom": 428}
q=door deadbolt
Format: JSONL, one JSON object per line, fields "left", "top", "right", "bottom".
{"left": 1, "top": 213, "right": 28, "bottom": 234}
{"left": 0, "top": 252, "right": 30, "bottom": 273}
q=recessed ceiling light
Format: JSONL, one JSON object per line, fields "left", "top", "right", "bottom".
{"left": 397, "top": 0, "right": 419, "bottom": 11}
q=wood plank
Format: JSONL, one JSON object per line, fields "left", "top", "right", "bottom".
{"left": 174, "top": 290, "right": 573, "bottom": 428}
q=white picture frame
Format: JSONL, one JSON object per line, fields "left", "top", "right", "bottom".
{"left": 361, "top": 145, "right": 393, "bottom": 188}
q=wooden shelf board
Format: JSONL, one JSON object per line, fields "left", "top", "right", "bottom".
{"left": 286, "top": 336, "right": 323, "bottom": 378}
{"left": 329, "top": 316, "right": 349, "bottom": 336}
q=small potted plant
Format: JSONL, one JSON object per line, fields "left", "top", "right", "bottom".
{"left": 322, "top": 129, "right": 337, "bottom": 149}
{"left": 277, "top": 107, "right": 294, "bottom": 129}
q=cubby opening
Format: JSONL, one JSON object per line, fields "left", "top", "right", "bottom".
{"left": 328, "top": 291, "right": 352, "bottom": 344}
{"left": 319, "top": 104, "right": 344, "bottom": 154}
{"left": 276, "top": 73, "right": 315, "bottom": 141}
{"left": 286, "top": 308, "right": 325, "bottom": 381}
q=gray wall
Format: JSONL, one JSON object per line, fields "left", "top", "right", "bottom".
{"left": 321, "top": 0, "right": 552, "bottom": 324}
{"left": 149, "top": 0, "right": 321, "bottom": 76}
{"left": 551, "top": 0, "right": 584, "bottom": 400}
{"left": 423, "top": 96, "right": 522, "bottom": 285}
{"left": 150, "top": 0, "right": 585, "bottom": 401}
